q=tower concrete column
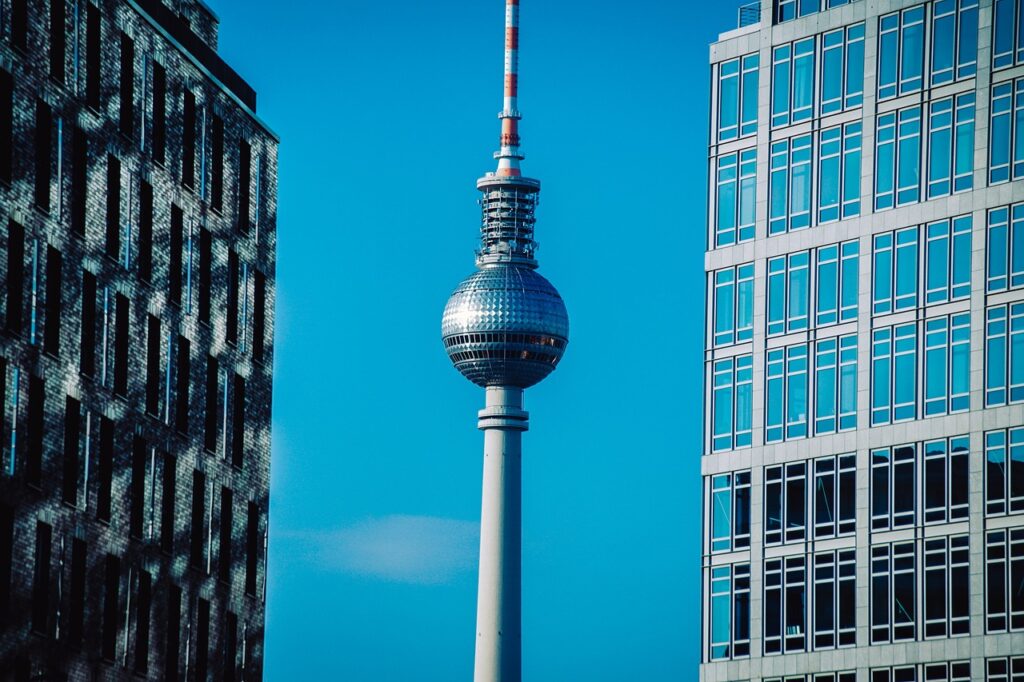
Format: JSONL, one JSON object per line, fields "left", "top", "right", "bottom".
{"left": 474, "top": 386, "right": 527, "bottom": 682}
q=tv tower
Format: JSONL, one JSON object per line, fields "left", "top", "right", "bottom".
{"left": 441, "top": 1, "right": 569, "bottom": 680}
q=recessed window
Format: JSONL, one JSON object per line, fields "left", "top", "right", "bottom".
{"left": 152, "top": 63, "right": 166, "bottom": 166}
{"left": 130, "top": 436, "right": 146, "bottom": 539}
{"left": 101, "top": 554, "right": 119, "bottom": 660}
{"left": 71, "top": 126, "right": 88, "bottom": 237}
{"left": 238, "top": 139, "right": 251, "bottom": 232}
{"left": 34, "top": 99, "right": 52, "bottom": 212}
{"left": 232, "top": 374, "right": 245, "bottom": 469}
{"left": 227, "top": 250, "right": 239, "bottom": 344}
{"left": 113, "top": 293, "right": 129, "bottom": 397}
{"left": 182, "top": 91, "right": 196, "bottom": 190}
{"left": 0, "top": 70, "right": 12, "bottom": 184}
{"left": 134, "top": 569, "right": 151, "bottom": 674}
{"left": 211, "top": 115, "right": 224, "bottom": 211}
{"left": 161, "top": 453, "right": 176, "bottom": 554}
{"left": 169, "top": 205, "right": 183, "bottom": 307}
{"left": 204, "top": 355, "right": 219, "bottom": 453}
{"left": 49, "top": 0, "right": 65, "bottom": 84}
{"left": 96, "top": 416, "right": 113, "bottom": 522}
{"left": 11, "top": 0, "right": 28, "bottom": 53}
{"left": 219, "top": 487, "right": 233, "bottom": 583}
{"left": 106, "top": 156, "right": 121, "bottom": 260}
{"left": 176, "top": 336, "right": 190, "bottom": 434}
{"left": 119, "top": 33, "right": 134, "bottom": 137}
{"left": 31, "top": 521, "right": 51, "bottom": 635}
{"left": 26, "top": 374, "right": 44, "bottom": 488}
{"left": 164, "top": 584, "right": 181, "bottom": 679}
{"left": 61, "top": 395, "right": 80, "bottom": 506}
{"left": 6, "top": 220, "right": 25, "bottom": 335}
{"left": 191, "top": 469, "right": 206, "bottom": 569}
{"left": 43, "top": 246, "right": 61, "bottom": 357}
{"left": 85, "top": 4, "right": 100, "bottom": 110}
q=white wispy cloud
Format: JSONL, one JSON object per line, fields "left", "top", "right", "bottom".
{"left": 281, "top": 515, "right": 480, "bottom": 585}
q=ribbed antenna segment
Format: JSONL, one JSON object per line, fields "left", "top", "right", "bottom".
{"left": 496, "top": 0, "right": 523, "bottom": 178}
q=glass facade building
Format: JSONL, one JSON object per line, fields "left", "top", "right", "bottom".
{"left": 703, "top": 1, "right": 1024, "bottom": 679}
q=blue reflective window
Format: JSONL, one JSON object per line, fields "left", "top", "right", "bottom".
{"left": 712, "top": 355, "right": 753, "bottom": 452}
{"left": 932, "top": 1, "right": 956, "bottom": 84}
{"left": 787, "top": 344, "right": 809, "bottom": 440}
{"left": 770, "top": 135, "right": 812, "bottom": 234}
{"left": 900, "top": 7, "right": 925, "bottom": 93}
{"left": 788, "top": 252, "right": 809, "bottom": 332}
{"left": 840, "top": 241, "right": 859, "bottom": 321}
{"left": 776, "top": 0, "right": 859, "bottom": 23}
{"left": 740, "top": 55, "right": 759, "bottom": 137}
{"left": 713, "top": 268, "right": 735, "bottom": 346}
{"left": 777, "top": 0, "right": 796, "bottom": 23}
{"left": 716, "top": 154, "right": 737, "bottom": 246}
{"left": 897, "top": 107, "right": 922, "bottom": 205}
{"left": 766, "top": 343, "right": 809, "bottom": 442}
{"left": 993, "top": 0, "right": 1024, "bottom": 69}
{"left": 953, "top": 93, "right": 976, "bottom": 192}
{"left": 772, "top": 45, "right": 792, "bottom": 127}
{"left": 710, "top": 472, "right": 750, "bottom": 553}
{"left": 871, "top": 328, "right": 893, "bottom": 424}
{"left": 715, "top": 148, "right": 757, "bottom": 248}
{"left": 989, "top": 78, "right": 1024, "bottom": 184}
{"left": 986, "top": 302, "right": 1024, "bottom": 406}
{"left": 713, "top": 263, "right": 754, "bottom": 346}
{"left": 767, "top": 349, "right": 785, "bottom": 442}
{"left": 818, "top": 123, "right": 861, "bottom": 223}
{"left": 879, "top": 7, "right": 925, "bottom": 99}
{"left": 717, "top": 59, "right": 739, "bottom": 142}
{"left": 838, "top": 334, "right": 858, "bottom": 430}
{"left": 957, "top": 0, "right": 980, "bottom": 79}
{"left": 821, "top": 29, "right": 844, "bottom": 115}
{"left": 878, "top": 13, "right": 900, "bottom": 99}
{"left": 815, "top": 334, "right": 858, "bottom": 434}
{"left": 894, "top": 227, "right": 919, "bottom": 310}
{"left": 928, "top": 98, "right": 954, "bottom": 197}
{"left": 872, "top": 323, "right": 918, "bottom": 425}
{"left": 710, "top": 566, "right": 732, "bottom": 660}
{"left": 799, "top": 0, "right": 818, "bottom": 16}
{"left": 875, "top": 112, "right": 896, "bottom": 210}
{"left": 773, "top": 39, "right": 815, "bottom": 127}
{"left": 893, "top": 324, "right": 918, "bottom": 421}
{"left": 767, "top": 251, "right": 810, "bottom": 335}
{"left": 988, "top": 204, "right": 1024, "bottom": 292}
{"left": 991, "top": 82, "right": 1013, "bottom": 184}
{"left": 717, "top": 54, "right": 759, "bottom": 142}
{"left": 815, "top": 338, "right": 838, "bottom": 433}
{"left": 793, "top": 39, "right": 815, "bottom": 122}
{"left": 816, "top": 245, "right": 839, "bottom": 325}
{"left": 932, "top": 0, "right": 979, "bottom": 85}
{"left": 873, "top": 232, "right": 894, "bottom": 315}
{"left": 709, "top": 563, "right": 750, "bottom": 661}
{"left": 873, "top": 227, "right": 919, "bottom": 314}
{"left": 815, "top": 242, "right": 859, "bottom": 326}
{"left": 711, "top": 476, "right": 732, "bottom": 551}
{"left": 924, "top": 313, "right": 971, "bottom": 416}
{"left": 926, "top": 216, "right": 972, "bottom": 304}
{"left": 845, "top": 24, "right": 865, "bottom": 109}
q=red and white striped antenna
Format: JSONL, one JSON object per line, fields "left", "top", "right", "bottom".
{"left": 496, "top": 0, "right": 523, "bottom": 178}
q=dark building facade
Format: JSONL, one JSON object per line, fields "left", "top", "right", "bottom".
{"left": 0, "top": 0, "right": 277, "bottom": 678}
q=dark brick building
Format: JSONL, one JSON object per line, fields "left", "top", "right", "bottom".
{"left": 0, "top": 0, "right": 277, "bottom": 678}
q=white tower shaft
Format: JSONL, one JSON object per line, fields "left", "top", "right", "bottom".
{"left": 474, "top": 386, "right": 526, "bottom": 682}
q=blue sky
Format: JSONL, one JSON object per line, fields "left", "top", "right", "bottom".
{"left": 211, "top": 0, "right": 739, "bottom": 679}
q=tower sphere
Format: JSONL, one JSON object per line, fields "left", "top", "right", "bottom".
{"left": 442, "top": 264, "right": 569, "bottom": 388}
